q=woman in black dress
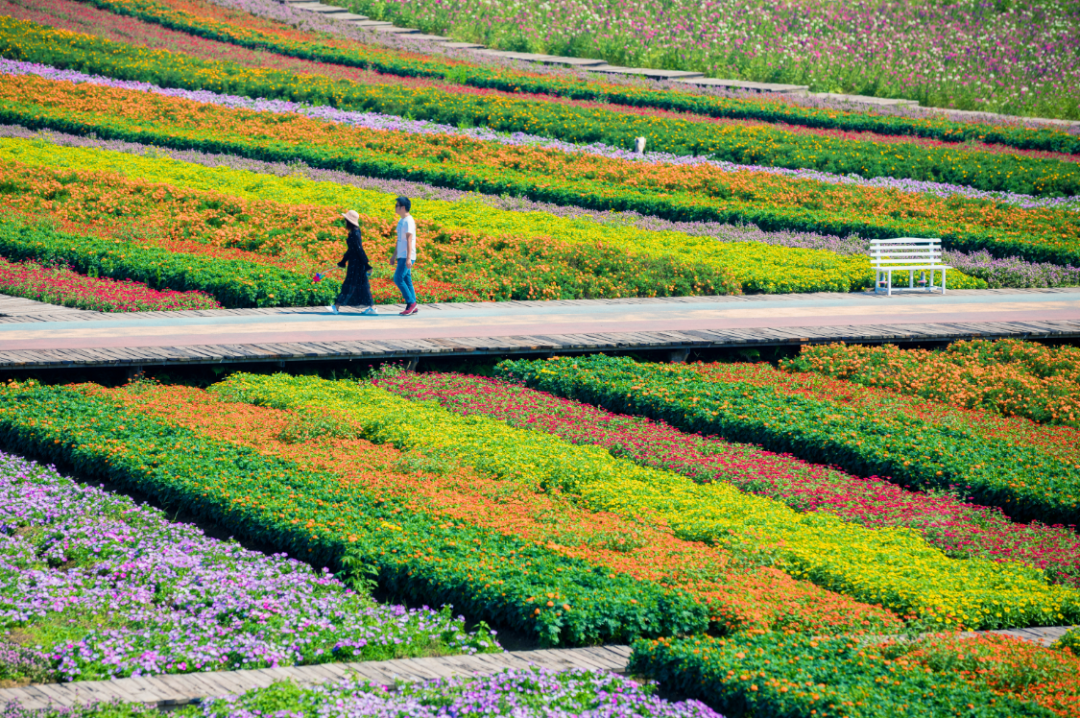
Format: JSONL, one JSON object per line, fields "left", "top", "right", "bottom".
{"left": 329, "top": 210, "right": 376, "bottom": 315}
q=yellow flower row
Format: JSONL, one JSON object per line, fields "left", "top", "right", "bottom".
{"left": 211, "top": 372, "right": 1080, "bottom": 630}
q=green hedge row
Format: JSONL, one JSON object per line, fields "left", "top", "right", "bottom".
{"left": 5, "top": 15, "right": 1079, "bottom": 198}
{"left": 0, "top": 94, "right": 1071, "bottom": 268}
{"left": 71, "top": 0, "right": 1080, "bottom": 155}
{"left": 0, "top": 382, "right": 708, "bottom": 647}
{"left": 0, "top": 214, "right": 336, "bottom": 308}
{"left": 497, "top": 355, "right": 1080, "bottom": 528}
{"left": 628, "top": 634, "right": 1052, "bottom": 718}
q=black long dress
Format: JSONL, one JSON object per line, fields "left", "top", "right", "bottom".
{"left": 334, "top": 224, "right": 374, "bottom": 307}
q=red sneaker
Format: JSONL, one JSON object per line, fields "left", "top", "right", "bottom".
{"left": 399, "top": 303, "right": 418, "bottom": 316}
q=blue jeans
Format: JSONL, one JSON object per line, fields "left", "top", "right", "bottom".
{"left": 393, "top": 258, "right": 417, "bottom": 305}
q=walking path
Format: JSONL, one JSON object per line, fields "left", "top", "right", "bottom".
{"left": 1, "top": 627, "right": 1074, "bottom": 711}
{"left": 0, "top": 288, "right": 1078, "bottom": 371}
{"left": 0, "top": 293, "right": 85, "bottom": 319}
{"left": 0, "top": 646, "right": 632, "bottom": 710}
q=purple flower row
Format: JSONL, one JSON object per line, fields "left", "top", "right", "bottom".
{"left": 0, "top": 451, "right": 498, "bottom": 684}
{"left": 2, "top": 57, "right": 1076, "bottom": 211}
{"left": 4, "top": 124, "right": 1076, "bottom": 288}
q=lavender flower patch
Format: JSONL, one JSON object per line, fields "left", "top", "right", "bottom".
{"left": 3, "top": 58, "right": 1076, "bottom": 212}
{"left": 943, "top": 249, "right": 1080, "bottom": 288}
{"left": 3, "top": 667, "right": 722, "bottom": 717}
{"left": 0, "top": 451, "right": 498, "bottom": 685}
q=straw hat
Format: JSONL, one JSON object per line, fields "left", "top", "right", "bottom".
{"left": 341, "top": 209, "right": 360, "bottom": 226}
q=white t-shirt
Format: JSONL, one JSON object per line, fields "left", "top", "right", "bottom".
{"left": 396, "top": 215, "right": 417, "bottom": 261}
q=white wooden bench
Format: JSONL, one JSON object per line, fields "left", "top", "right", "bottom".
{"left": 870, "top": 237, "right": 950, "bottom": 296}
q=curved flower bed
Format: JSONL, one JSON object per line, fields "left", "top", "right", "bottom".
{"left": 0, "top": 381, "right": 711, "bottom": 648}
{"left": 70, "top": 0, "right": 1080, "bottom": 152}
{"left": 0, "top": 450, "right": 497, "bottom": 684}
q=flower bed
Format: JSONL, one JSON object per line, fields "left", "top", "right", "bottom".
{"left": 498, "top": 356, "right": 1080, "bottom": 528}
{"left": 15, "top": 0, "right": 1080, "bottom": 173}
{"left": 8, "top": 54, "right": 1078, "bottom": 213}
{"left": 108, "top": 380, "right": 898, "bottom": 636}
{"left": 0, "top": 152, "right": 738, "bottom": 301}
{"left": 0, "top": 214, "right": 337, "bottom": 308}
{"left": 628, "top": 632, "right": 1069, "bottom": 718}
{"left": 376, "top": 371, "right": 1080, "bottom": 587}
{"left": 68, "top": 0, "right": 1080, "bottom": 152}
{"left": 0, "top": 381, "right": 710, "bottom": 647}
{"left": 0, "top": 256, "right": 220, "bottom": 312}
{"left": 6, "top": 16, "right": 1080, "bottom": 200}
{"left": 8, "top": 127, "right": 1077, "bottom": 291}
{"left": 782, "top": 340, "right": 1080, "bottom": 428}
{"left": 0, "top": 74, "right": 1072, "bottom": 269}
{"left": 336, "top": 0, "right": 1080, "bottom": 125}
{"left": 214, "top": 372, "right": 1080, "bottom": 630}
{"left": 0, "top": 450, "right": 496, "bottom": 684}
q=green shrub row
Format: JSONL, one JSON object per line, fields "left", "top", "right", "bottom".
{"left": 5, "top": 15, "right": 1079, "bottom": 198}
{"left": 497, "top": 355, "right": 1080, "bottom": 528}
{"left": 0, "top": 381, "right": 708, "bottom": 647}
{"left": 69, "top": 0, "right": 1080, "bottom": 155}
{"left": 0, "top": 214, "right": 336, "bottom": 308}
{"left": 627, "top": 634, "right": 1052, "bottom": 718}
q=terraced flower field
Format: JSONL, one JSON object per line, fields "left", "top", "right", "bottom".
{"left": 0, "top": 0, "right": 1079, "bottom": 715}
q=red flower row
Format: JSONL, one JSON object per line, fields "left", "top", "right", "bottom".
{"left": 0, "top": 256, "right": 221, "bottom": 312}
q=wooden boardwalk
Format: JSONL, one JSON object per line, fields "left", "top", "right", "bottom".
{"left": 0, "top": 293, "right": 85, "bottom": 319}
{"left": 0, "top": 646, "right": 632, "bottom": 710}
{"left": 2, "top": 289, "right": 1080, "bottom": 371}
{"left": 1, "top": 288, "right": 1079, "bottom": 371}
{"left": 1, "top": 626, "right": 1073, "bottom": 711}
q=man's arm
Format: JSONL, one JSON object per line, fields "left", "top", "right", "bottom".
{"left": 406, "top": 229, "right": 416, "bottom": 268}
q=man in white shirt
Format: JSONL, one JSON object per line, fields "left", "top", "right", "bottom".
{"left": 393, "top": 196, "right": 418, "bottom": 316}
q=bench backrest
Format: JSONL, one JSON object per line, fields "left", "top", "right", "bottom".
{"left": 869, "top": 237, "right": 943, "bottom": 267}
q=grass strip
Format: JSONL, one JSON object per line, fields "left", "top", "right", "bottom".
{"left": 0, "top": 380, "right": 708, "bottom": 646}
{"left": 497, "top": 356, "right": 1080, "bottom": 528}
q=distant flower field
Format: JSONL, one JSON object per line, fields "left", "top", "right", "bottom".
{"left": 340, "top": 0, "right": 1080, "bottom": 120}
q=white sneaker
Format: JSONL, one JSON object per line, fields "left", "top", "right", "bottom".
{"left": 327, "top": 305, "right": 339, "bottom": 314}
{"left": 361, "top": 306, "right": 377, "bottom": 316}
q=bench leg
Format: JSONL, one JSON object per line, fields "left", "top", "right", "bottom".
{"left": 942, "top": 268, "right": 947, "bottom": 295}
{"left": 887, "top": 270, "right": 893, "bottom": 297}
